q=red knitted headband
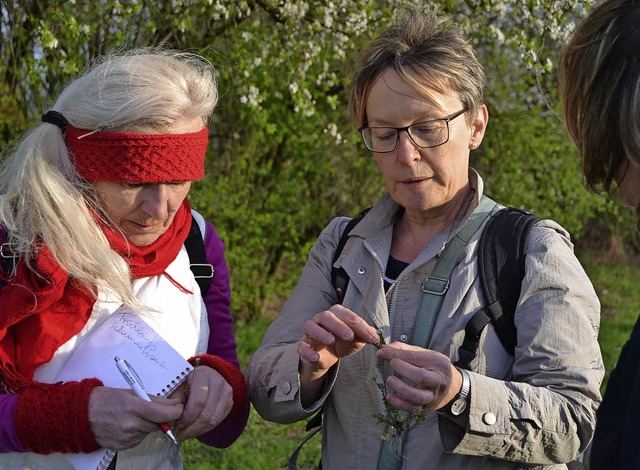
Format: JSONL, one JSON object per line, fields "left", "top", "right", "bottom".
{"left": 41, "top": 111, "right": 208, "bottom": 183}
{"left": 65, "top": 126, "right": 208, "bottom": 183}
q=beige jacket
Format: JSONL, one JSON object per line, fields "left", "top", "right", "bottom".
{"left": 248, "top": 172, "right": 604, "bottom": 469}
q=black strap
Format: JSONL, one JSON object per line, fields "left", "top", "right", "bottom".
{"left": 455, "top": 309, "right": 491, "bottom": 369}
{"left": 305, "top": 409, "right": 323, "bottom": 431}
{"left": 293, "top": 208, "right": 371, "bottom": 468}
{"left": 184, "top": 218, "right": 214, "bottom": 295}
{"left": 455, "top": 207, "right": 539, "bottom": 368}
{"left": 288, "top": 424, "right": 322, "bottom": 470}
{"left": 331, "top": 208, "right": 370, "bottom": 301}
{"left": 479, "top": 208, "right": 539, "bottom": 352}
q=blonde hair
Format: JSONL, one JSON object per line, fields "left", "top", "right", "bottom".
{"left": 0, "top": 48, "right": 218, "bottom": 305}
{"left": 559, "top": 0, "right": 640, "bottom": 222}
{"left": 348, "top": 8, "right": 485, "bottom": 128}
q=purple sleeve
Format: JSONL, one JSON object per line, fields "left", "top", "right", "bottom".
{"left": 0, "top": 394, "right": 25, "bottom": 453}
{"left": 196, "top": 220, "right": 250, "bottom": 448}
{"left": 0, "top": 228, "right": 26, "bottom": 453}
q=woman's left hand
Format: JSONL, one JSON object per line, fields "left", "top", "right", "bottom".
{"left": 376, "top": 342, "right": 462, "bottom": 414}
{"left": 170, "top": 365, "right": 233, "bottom": 440}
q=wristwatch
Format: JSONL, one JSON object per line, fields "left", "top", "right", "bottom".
{"left": 449, "top": 367, "right": 471, "bottom": 416}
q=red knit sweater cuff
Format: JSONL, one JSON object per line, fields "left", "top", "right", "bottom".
{"left": 188, "top": 355, "right": 247, "bottom": 419}
{"left": 15, "top": 378, "right": 103, "bottom": 454}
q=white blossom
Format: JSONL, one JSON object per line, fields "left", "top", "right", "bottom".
{"left": 324, "top": 122, "right": 344, "bottom": 145}
{"left": 240, "top": 85, "right": 262, "bottom": 108}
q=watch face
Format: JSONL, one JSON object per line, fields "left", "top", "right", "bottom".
{"left": 451, "top": 397, "right": 467, "bottom": 416}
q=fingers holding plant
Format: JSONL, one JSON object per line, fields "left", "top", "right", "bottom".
{"left": 298, "top": 304, "right": 379, "bottom": 373}
{"left": 376, "top": 342, "right": 462, "bottom": 413}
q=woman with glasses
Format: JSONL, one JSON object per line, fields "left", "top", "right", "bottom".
{"left": 559, "top": 1, "right": 640, "bottom": 468}
{"left": 248, "top": 9, "right": 603, "bottom": 469}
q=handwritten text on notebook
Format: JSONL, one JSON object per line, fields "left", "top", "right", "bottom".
{"left": 112, "top": 313, "right": 169, "bottom": 369}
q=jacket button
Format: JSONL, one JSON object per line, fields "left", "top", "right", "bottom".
{"left": 281, "top": 382, "right": 291, "bottom": 394}
{"left": 400, "top": 334, "right": 408, "bottom": 342}
{"left": 482, "top": 412, "right": 497, "bottom": 425}
{"left": 357, "top": 267, "right": 366, "bottom": 275}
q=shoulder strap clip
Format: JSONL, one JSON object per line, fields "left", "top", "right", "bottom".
{"left": 184, "top": 217, "right": 214, "bottom": 294}
{"left": 0, "top": 242, "right": 19, "bottom": 276}
{"left": 190, "top": 263, "right": 214, "bottom": 280}
{"left": 421, "top": 276, "right": 449, "bottom": 295}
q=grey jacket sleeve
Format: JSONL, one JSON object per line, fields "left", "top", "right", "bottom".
{"left": 247, "top": 218, "right": 346, "bottom": 424}
{"left": 439, "top": 220, "right": 604, "bottom": 464}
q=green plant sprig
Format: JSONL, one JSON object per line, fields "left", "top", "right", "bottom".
{"left": 371, "top": 333, "right": 426, "bottom": 454}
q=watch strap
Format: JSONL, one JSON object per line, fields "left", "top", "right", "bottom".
{"left": 449, "top": 366, "right": 471, "bottom": 416}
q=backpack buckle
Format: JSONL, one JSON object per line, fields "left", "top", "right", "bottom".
{"left": 1, "top": 243, "right": 18, "bottom": 259}
{"left": 421, "top": 275, "right": 449, "bottom": 295}
{"left": 190, "top": 263, "right": 214, "bottom": 279}
{"left": 1, "top": 242, "right": 19, "bottom": 275}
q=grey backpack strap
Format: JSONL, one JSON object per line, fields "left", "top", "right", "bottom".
{"left": 409, "top": 195, "right": 496, "bottom": 348}
{"left": 377, "top": 195, "right": 496, "bottom": 470}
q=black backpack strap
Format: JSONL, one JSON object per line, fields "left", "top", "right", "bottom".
{"left": 456, "top": 310, "right": 492, "bottom": 369}
{"left": 288, "top": 424, "right": 322, "bottom": 470}
{"left": 184, "top": 217, "right": 214, "bottom": 295}
{"left": 455, "top": 207, "right": 539, "bottom": 369}
{"left": 293, "top": 208, "right": 370, "bottom": 469}
{"left": 331, "top": 208, "right": 370, "bottom": 302}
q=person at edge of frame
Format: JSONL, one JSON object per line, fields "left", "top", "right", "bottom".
{"left": 559, "top": 1, "right": 640, "bottom": 468}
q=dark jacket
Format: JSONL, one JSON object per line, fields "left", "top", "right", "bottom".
{"left": 591, "top": 314, "right": 640, "bottom": 469}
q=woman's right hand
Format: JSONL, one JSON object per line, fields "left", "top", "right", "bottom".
{"left": 298, "top": 304, "right": 379, "bottom": 381}
{"left": 88, "top": 386, "right": 184, "bottom": 450}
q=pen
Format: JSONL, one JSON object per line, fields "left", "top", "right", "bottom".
{"left": 114, "top": 356, "right": 178, "bottom": 445}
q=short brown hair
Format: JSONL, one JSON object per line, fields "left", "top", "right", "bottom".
{"left": 348, "top": 8, "right": 485, "bottom": 128}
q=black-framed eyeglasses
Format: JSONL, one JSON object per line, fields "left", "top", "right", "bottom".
{"left": 358, "top": 108, "right": 467, "bottom": 153}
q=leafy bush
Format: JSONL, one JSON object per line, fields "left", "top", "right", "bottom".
{"left": 5, "top": 0, "right": 627, "bottom": 320}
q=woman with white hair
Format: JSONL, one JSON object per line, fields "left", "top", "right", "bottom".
{"left": 0, "top": 49, "right": 248, "bottom": 469}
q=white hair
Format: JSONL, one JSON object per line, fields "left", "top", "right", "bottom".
{"left": 0, "top": 48, "right": 218, "bottom": 305}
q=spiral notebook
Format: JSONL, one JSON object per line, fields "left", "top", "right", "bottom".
{"left": 53, "top": 309, "right": 193, "bottom": 470}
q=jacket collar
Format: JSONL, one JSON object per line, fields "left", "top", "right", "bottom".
{"left": 350, "top": 168, "right": 484, "bottom": 257}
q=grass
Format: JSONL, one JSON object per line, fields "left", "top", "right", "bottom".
{"left": 181, "top": 252, "right": 639, "bottom": 469}
{"left": 181, "top": 316, "right": 322, "bottom": 470}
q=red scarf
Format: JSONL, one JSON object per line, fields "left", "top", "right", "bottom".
{"left": 0, "top": 201, "right": 192, "bottom": 391}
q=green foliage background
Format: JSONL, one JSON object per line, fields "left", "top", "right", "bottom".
{"left": 1, "top": 0, "right": 634, "bottom": 320}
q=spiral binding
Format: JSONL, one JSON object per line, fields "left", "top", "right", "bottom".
{"left": 159, "top": 367, "right": 192, "bottom": 397}
{"left": 98, "top": 449, "right": 117, "bottom": 470}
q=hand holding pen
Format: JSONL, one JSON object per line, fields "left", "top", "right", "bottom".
{"left": 115, "top": 356, "right": 178, "bottom": 445}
